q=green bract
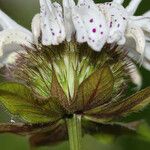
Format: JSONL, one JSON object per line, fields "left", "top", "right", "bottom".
{"left": 0, "top": 42, "right": 150, "bottom": 147}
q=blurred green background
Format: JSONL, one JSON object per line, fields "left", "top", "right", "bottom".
{"left": 0, "top": 0, "right": 150, "bottom": 150}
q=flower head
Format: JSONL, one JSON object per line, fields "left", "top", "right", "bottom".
{"left": 0, "top": 0, "right": 150, "bottom": 148}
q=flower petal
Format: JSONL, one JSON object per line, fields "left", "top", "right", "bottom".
{"left": 143, "top": 59, "right": 150, "bottom": 71}
{"left": 98, "top": 2, "right": 128, "bottom": 45}
{"left": 72, "top": 0, "right": 108, "bottom": 51}
{"left": 31, "top": 14, "right": 41, "bottom": 45}
{"left": 53, "top": 2, "right": 66, "bottom": 42}
{"left": 62, "top": 0, "right": 75, "bottom": 42}
{"left": 0, "top": 10, "right": 30, "bottom": 34}
{"left": 143, "top": 42, "right": 150, "bottom": 70}
{"left": 39, "top": 0, "right": 65, "bottom": 45}
{"left": 125, "top": 41, "right": 150, "bottom": 71}
{"left": 131, "top": 16, "right": 150, "bottom": 33}
{"left": 0, "top": 29, "right": 33, "bottom": 66}
{"left": 125, "top": 24, "right": 146, "bottom": 56}
{"left": 112, "top": 0, "right": 124, "bottom": 4}
{"left": 128, "top": 61, "right": 142, "bottom": 90}
{"left": 71, "top": 8, "right": 87, "bottom": 43}
{"left": 0, "top": 51, "right": 20, "bottom": 67}
{"left": 145, "top": 42, "right": 150, "bottom": 60}
{"left": 143, "top": 11, "right": 150, "bottom": 17}
{"left": 126, "top": 0, "right": 142, "bottom": 15}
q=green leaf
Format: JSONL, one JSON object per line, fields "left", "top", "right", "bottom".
{"left": 0, "top": 122, "right": 57, "bottom": 135}
{"left": 43, "top": 97, "right": 66, "bottom": 116}
{"left": 0, "top": 82, "right": 62, "bottom": 123}
{"left": 85, "top": 87, "right": 150, "bottom": 121}
{"left": 75, "top": 65, "right": 114, "bottom": 111}
{"left": 29, "top": 122, "right": 67, "bottom": 147}
{"left": 0, "top": 121, "right": 66, "bottom": 148}
{"left": 0, "top": 123, "right": 34, "bottom": 135}
{"left": 26, "top": 65, "right": 52, "bottom": 98}
{"left": 83, "top": 119, "right": 142, "bottom": 136}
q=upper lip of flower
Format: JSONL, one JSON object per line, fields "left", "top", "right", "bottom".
{"left": 0, "top": 0, "right": 150, "bottom": 69}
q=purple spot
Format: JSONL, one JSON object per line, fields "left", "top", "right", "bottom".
{"left": 123, "top": 17, "right": 126, "bottom": 20}
{"left": 82, "top": 36, "right": 85, "bottom": 39}
{"left": 52, "top": 32, "right": 55, "bottom": 36}
{"left": 101, "top": 32, "right": 103, "bottom": 35}
{"left": 59, "top": 30, "right": 62, "bottom": 34}
{"left": 110, "top": 22, "right": 113, "bottom": 28}
{"left": 117, "top": 24, "right": 120, "bottom": 28}
{"left": 92, "top": 28, "right": 96, "bottom": 33}
{"left": 92, "top": 40, "right": 95, "bottom": 42}
{"left": 89, "top": 19, "right": 93, "bottom": 23}
{"left": 99, "top": 24, "right": 102, "bottom": 28}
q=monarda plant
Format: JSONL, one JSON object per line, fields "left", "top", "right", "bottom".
{"left": 0, "top": 0, "right": 150, "bottom": 150}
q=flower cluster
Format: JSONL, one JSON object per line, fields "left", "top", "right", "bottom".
{"left": 0, "top": 0, "right": 150, "bottom": 67}
{"left": 0, "top": 0, "right": 150, "bottom": 149}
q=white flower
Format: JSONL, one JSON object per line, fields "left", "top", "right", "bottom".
{"left": 97, "top": 0, "right": 150, "bottom": 70}
{"left": 97, "top": 0, "right": 146, "bottom": 55}
{"left": 0, "top": 0, "right": 66, "bottom": 66}
{"left": 0, "top": 10, "right": 33, "bottom": 66}
{"left": 71, "top": 0, "right": 108, "bottom": 51}
{"left": 0, "top": 0, "right": 149, "bottom": 87}
{"left": 129, "top": 9, "right": 150, "bottom": 70}
{"left": 38, "top": 0, "right": 66, "bottom": 45}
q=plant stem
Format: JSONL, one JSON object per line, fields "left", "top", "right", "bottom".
{"left": 66, "top": 114, "right": 82, "bottom": 150}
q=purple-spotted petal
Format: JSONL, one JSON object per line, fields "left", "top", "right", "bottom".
{"left": 98, "top": 2, "right": 128, "bottom": 45}
{"left": 40, "top": 0, "right": 65, "bottom": 45}
{"left": 53, "top": 2, "right": 66, "bottom": 43}
{"left": 72, "top": 0, "right": 108, "bottom": 51}
{"left": 72, "top": 9, "right": 87, "bottom": 43}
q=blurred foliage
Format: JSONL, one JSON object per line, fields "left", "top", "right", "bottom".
{"left": 0, "top": 0, "right": 150, "bottom": 150}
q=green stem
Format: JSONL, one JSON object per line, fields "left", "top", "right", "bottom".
{"left": 66, "top": 114, "right": 82, "bottom": 150}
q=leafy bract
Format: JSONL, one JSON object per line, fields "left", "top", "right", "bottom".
{"left": 0, "top": 82, "right": 63, "bottom": 123}
{"left": 75, "top": 65, "right": 114, "bottom": 111}
{"left": 84, "top": 87, "right": 150, "bottom": 122}
{"left": 51, "top": 70, "right": 69, "bottom": 112}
